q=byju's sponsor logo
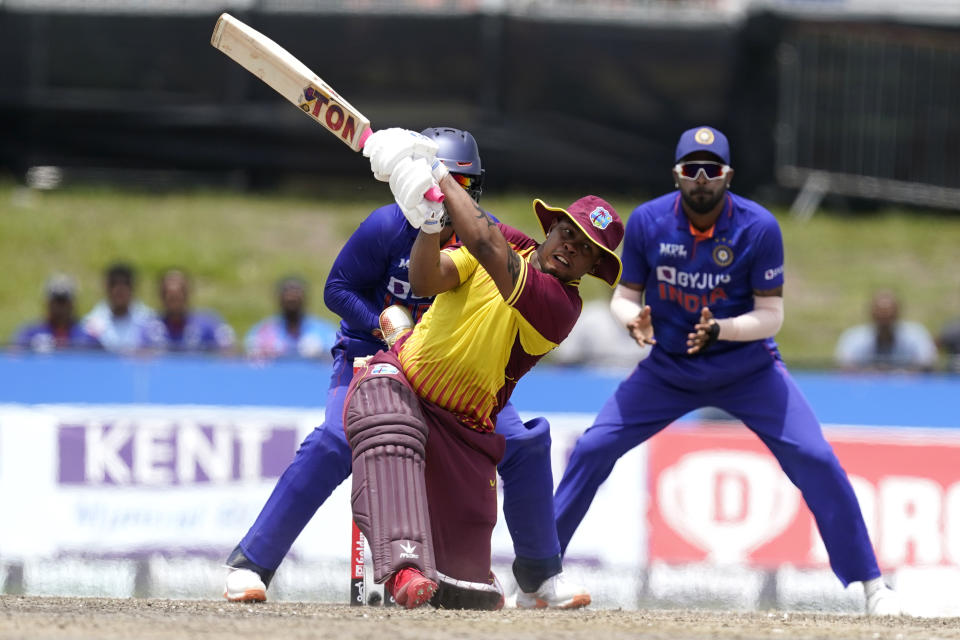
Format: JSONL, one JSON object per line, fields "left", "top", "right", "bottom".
{"left": 655, "top": 266, "right": 730, "bottom": 290}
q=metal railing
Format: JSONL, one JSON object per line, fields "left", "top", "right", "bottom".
{"left": 776, "top": 22, "right": 960, "bottom": 217}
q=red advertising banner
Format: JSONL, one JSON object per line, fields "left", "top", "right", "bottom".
{"left": 648, "top": 423, "right": 960, "bottom": 570}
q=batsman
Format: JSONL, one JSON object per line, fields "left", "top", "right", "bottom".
{"left": 343, "top": 129, "right": 624, "bottom": 609}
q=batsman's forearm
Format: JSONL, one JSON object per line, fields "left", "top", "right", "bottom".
{"left": 437, "top": 174, "right": 502, "bottom": 258}
{"left": 408, "top": 231, "right": 445, "bottom": 297}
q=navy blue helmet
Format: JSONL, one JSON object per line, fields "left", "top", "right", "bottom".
{"left": 420, "top": 127, "right": 485, "bottom": 202}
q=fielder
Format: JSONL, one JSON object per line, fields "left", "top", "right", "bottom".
{"left": 552, "top": 126, "right": 902, "bottom": 616}
{"left": 342, "top": 129, "right": 624, "bottom": 609}
{"left": 224, "top": 128, "right": 590, "bottom": 609}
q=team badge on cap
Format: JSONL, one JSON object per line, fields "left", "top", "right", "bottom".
{"left": 695, "top": 128, "right": 715, "bottom": 145}
{"left": 712, "top": 244, "right": 734, "bottom": 267}
{"left": 589, "top": 206, "right": 613, "bottom": 230}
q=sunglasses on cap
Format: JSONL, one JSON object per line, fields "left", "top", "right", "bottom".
{"left": 674, "top": 161, "right": 731, "bottom": 181}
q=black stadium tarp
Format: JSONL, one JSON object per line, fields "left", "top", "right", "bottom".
{"left": 3, "top": 8, "right": 945, "bottom": 200}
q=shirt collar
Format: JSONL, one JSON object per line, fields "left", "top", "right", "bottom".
{"left": 673, "top": 193, "right": 733, "bottom": 236}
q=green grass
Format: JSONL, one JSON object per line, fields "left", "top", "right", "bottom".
{"left": 1, "top": 180, "right": 958, "bottom": 369}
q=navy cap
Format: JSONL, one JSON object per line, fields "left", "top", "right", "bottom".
{"left": 674, "top": 126, "right": 730, "bottom": 165}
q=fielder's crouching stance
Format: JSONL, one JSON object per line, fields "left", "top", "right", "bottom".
{"left": 343, "top": 128, "right": 625, "bottom": 609}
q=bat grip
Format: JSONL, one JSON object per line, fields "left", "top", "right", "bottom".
{"left": 359, "top": 128, "right": 445, "bottom": 203}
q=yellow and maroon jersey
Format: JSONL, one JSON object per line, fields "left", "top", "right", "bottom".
{"left": 396, "top": 223, "right": 582, "bottom": 431}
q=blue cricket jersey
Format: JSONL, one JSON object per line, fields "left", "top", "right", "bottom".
{"left": 324, "top": 204, "right": 436, "bottom": 361}
{"left": 621, "top": 191, "right": 786, "bottom": 357}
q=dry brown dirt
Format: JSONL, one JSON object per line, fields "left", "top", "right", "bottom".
{"left": 1, "top": 596, "right": 958, "bottom": 640}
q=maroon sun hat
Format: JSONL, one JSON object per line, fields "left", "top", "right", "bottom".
{"left": 532, "top": 195, "right": 624, "bottom": 287}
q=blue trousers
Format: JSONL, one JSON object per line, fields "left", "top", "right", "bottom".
{"left": 236, "top": 350, "right": 561, "bottom": 589}
{"left": 554, "top": 345, "right": 881, "bottom": 587}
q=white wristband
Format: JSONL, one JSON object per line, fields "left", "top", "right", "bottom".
{"left": 715, "top": 295, "right": 784, "bottom": 341}
{"left": 610, "top": 285, "right": 643, "bottom": 328}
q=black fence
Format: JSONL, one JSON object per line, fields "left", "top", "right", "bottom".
{"left": 776, "top": 19, "right": 960, "bottom": 213}
{"left": 1, "top": 7, "right": 957, "bottom": 203}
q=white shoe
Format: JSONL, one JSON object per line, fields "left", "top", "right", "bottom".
{"left": 224, "top": 568, "right": 267, "bottom": 602}
{"left": 865, "top": 586, "right": 902, "bottom": 616}
{"left": 515, "top": 572, "right": 591, "bottom": 609}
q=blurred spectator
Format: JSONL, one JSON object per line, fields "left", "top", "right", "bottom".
{"left": 549, "top": 299, "right": 651, "bottom": 370}
{"left": 82, "top": 262, "right": 157, "bottom": 354}
{"left": 244, "top": 276, "right": 338, "bottom": 359}
{"left": 147, "top": 268, "right": 236, "bottom": 353}
{"left": 12, "top": 274, "right": 101, "bottom": 353}
{"left": 937, "top": 317, "right": 960, "bottom": 373}
{"left": 834, "top": 289, "right": 937, "bottom": 372}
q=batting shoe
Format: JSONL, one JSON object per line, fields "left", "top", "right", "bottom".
{"left": 223, "top": 568, "right": 267, "bottom": 603}
{"left": 865, "top": 586, "right": 903, "bottom": 616}
{"left": 387, "top": 567, "right": 438, "bottom": 610}
{"left": 515, "top": 572, "right": 591, "bottom": 610}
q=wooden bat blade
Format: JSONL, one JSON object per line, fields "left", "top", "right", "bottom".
{"left": 211, "top": 13, "right": 371, "bottom": 151}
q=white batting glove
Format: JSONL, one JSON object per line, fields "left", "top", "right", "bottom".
{"left": 363, "top": 128, "right": 439, "bottom": 182}
{"left": 390, "top": 156, "right": 434, "bottom": 209}
{"left": 419, "top": 205, "right": 449, "bottom": 234}
{"left": 389, "top": 156, "right": 446, "bottom": 232}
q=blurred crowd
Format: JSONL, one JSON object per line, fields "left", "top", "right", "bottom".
{"left": 8, "top": 264, "right": 960, "bottom": 373}
{"left": 552, "top": 287, "right": 958, "bottom": 374}
{"left": 10, "top": 262, "right": 339, "bottom": 361}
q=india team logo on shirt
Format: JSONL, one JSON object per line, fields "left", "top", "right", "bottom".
{"left": 712, "top": 244, "right": 734, "bottom": 267}
{"left": 590, "top": 206, "right": 613, "bottom": 229}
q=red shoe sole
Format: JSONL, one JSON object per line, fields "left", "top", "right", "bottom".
{"left": 394, "top": 575, "right": 438, "bottom": 609}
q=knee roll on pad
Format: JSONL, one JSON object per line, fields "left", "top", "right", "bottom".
{"left": 345, "top": 375, "right": 428, "bottom": 457}
{"left": 345, "top": 375, "right": 436, "bottom": 583}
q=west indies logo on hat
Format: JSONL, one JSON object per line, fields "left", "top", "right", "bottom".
{"left": 532, "top": 195, "right": 625, "bottom": 287}
{"left": 589, "top": 206, "right": 614, "bottom": 230}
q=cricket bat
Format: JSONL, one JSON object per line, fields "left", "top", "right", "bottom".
{"left": 210, "top": 13, "right": 442, "bottom": 201}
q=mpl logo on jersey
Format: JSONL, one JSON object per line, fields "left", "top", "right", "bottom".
{"left": 648, "top": 424, "right": 960, "bottom": 569}
{"left": 659, "top": 243, "right": 688, "bottom": 258}
{"left": 57, "top": 421, "right": 298, "bottom": 486}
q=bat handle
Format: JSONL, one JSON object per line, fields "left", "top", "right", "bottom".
{"left": 359, "top": 128, "right": 445, "bottom": 203}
